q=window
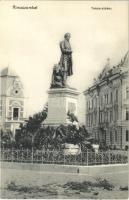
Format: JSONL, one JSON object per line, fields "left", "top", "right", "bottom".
{"left": 94, "top": 97, "right": 97, "bottom": 108}
{"left": 114, "top": 108, "right": 118, "bottom": 121}
{"left": 105, "top": 94, "right": 106, "bottom": 104}
{"left": 13, "top": 108, "right": 19, "bottom": 120}
{"left": 115, "top": 130, "right": 117, "bottom": 142}
{"left": 100, "top": 112, "right": 102, "bottom": 123}
{"left": 126, "top": 130, "right": 129, "bottom": 142}
{"left": 110, "top": 110, "right": 113, "bottom": 122}
{"left": 100, "top": 112, "right": 104, "bottom": 123}
{"left": 110, "top": 92, "right": 113, "bottom": 103}
{"left": 107, "top": 111, "right": 109, "bottom": 122}
{"left": 100, "top": 96, "right": 103, "bottom": 106}
{"left": 92, "top": 99, "right": 93, "bottom": 109}
{"left": 107, "top": 94, "right": 109, "bottom": 104}
{"left": 104, "top": 111, "right": 108, "bottom": 122}
{"left": 94, "top": 113, "right": 97, "bottom": 125}
{"left": 126, "top": 109, "right": 129, "bottom": 120}
{"left": 116, "top": 89, "right": 118, "bottom": 102}
{"left": 88, "top": 101, "right": 90, "bottom": 110}
{"left": 110, "top": 132, "right": 112, "bottom": 144}
{"left": 104, "top": 94, "right": 109, "bottom": 104}
{"left": 126, "top": 87, "right": 129, "bottom": 99}
{"left": 102, "top": 112, "right": 104, "bottom": 122}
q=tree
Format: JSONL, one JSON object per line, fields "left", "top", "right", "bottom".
{"left": 15, "top": 105, "right": 90, "bottom": 151}
{"left": 0, "top": 129, "right": 14, "bottom": 148}
{"left": 15, "top": 103, "right": 48, "bottom": 149}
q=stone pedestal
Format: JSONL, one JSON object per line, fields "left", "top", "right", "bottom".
{"left": 43, "top": 88, "right": 80, "bottom": 126}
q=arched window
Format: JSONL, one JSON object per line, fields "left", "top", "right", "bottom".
{"left": 13, "top": 108, "right": 19, "bottom": 120}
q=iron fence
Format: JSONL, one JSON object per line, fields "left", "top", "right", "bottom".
{"left": 0, "top": 148, "right": 128, "bottom": 166}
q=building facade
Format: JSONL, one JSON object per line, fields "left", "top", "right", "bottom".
{"left": 0, "top": 67, "right": 26, "bottom": 136}
{"left": 84, "top": 53, "right": 129, "bottom": 150}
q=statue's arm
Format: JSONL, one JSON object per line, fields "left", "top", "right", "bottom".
{"left": 60, "top": 41, "right": 72, "bottom": 54}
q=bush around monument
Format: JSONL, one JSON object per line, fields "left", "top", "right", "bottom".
{"left": 14, "top": 123, "right": 90, "bottom": 150}
{"left": 0, "top": 104, "right": 94, "bottom": 151}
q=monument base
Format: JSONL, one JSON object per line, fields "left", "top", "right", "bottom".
{"left": 43, "top": 87, "right": 80, "bottom": 126}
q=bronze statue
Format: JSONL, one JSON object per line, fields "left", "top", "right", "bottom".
{"left": 51, "top": 33, "right": 73, "bottom": 88}
{"left": 59, "top": 33, "right": 73, "bottom": 86}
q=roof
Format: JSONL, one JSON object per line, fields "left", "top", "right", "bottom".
{"left": 0, "top": 67, "right": 18, "bottom": 77}
{"left": 97, "top": 51, "right": 129, "bottom": 82}
{"left": 84, "top": 51, "right": 129, "bottom": 94}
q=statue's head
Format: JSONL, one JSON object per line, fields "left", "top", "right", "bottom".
{"left": 64, "top": 33, "right": 71, "bottom": 41}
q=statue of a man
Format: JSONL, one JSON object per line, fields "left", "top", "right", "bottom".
{"left": 59, "top": 33, "right": 73, "bottom": 86}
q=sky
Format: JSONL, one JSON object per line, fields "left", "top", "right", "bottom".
{"left": 0, "top": 1, "right": 128, "bottom": 121}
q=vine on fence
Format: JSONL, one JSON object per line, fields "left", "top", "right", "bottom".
{"left": 0, "top": 149, "right": 128, "bottom": 166}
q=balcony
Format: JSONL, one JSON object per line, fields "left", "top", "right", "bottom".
{"left": 13, "top": 117, "right": 19, "bottom": 121}
{"left": 6, "top": 117, "right": 19, "bottom": 122}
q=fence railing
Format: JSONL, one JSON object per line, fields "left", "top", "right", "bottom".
{"left": 0, "top": 149, "right": 128, "bottom": 166}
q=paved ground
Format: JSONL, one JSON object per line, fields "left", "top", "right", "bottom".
{"left": 0, "top": 166, "right": 128, "bottom": 199}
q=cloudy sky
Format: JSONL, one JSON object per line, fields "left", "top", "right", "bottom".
{"left": 0, "top": 1, "right": 128, "bottom": 119}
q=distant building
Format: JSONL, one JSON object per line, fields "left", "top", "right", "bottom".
{"left": 0, "top": 67, "right": 26, "bottom": 136}
{"left": 84, "top": 52, "right": 129, "bottom": 150}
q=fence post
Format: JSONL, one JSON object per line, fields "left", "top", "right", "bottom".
{"left": 57, "top": 151, "right": 59, "bottom": 164}
{"left": 17, "top": 149, "right": 19, "bottom": 162}
{"left": 52, "top": 150, "right": 54, "bottom": 164}
{"left": 7, "top": 149, "right": 9, "bottom": 161}
{"left": 64, "top": 153, "right": 65, "bottom": 165}
{"left": 37, "top": 149, "right": 38, "bottom": 163}
{"left": 2, "top": 148, "right": 4, "bottom": 161}
{"left": 87, "top": 149, "right": 89, "bottom": 166}
{"left": 11, "top": 148, "right": 13, "bottom": 162}
{"left": 108, "top": 149, "right": 111, "bottom": 164}
{"left": 115, "top": 154, "right": 117, "bottom": 164}
{"left": 47, "top": 151, "right": 50, "bottom": 163}
{"left": 94, "top": 152, "right": 96, "bottom": 165}
{"left": 32, "top": 147, "right": 34, "bottom": 163}
{"left": 41, "top": 150, "right": 43, "bottom": 164}
{"left": 81, "top": 152, "right": 83, "bottom": 165}
{"left": 21, "top": 148, "right": 24, "bottom": 163}
{"left": 27, "top": 148, "right": 28, "bottom": 162}
{"left": 75, "top": 153, "right": 77, "bottom": 165}
{"left": 80, "top": 152, "right": 82, "bottom": 165}
{"left": 101, "top": 151, "right": 104, "bottom": 165}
